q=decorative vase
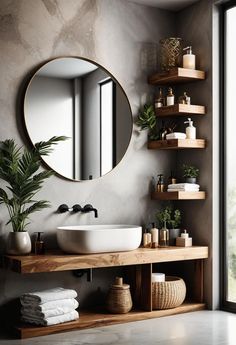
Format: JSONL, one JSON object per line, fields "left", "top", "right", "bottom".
{"left": 185, "top": 177, "right": 197, "bottom": 184}
{"left": 169, "top": 229, "right": 181, "bottom": 246}
{"left": 6, "top": 232, "right": 32, "bottom": 255}
{"left": 160, "top": 37, "right": 182, "bottom": 71}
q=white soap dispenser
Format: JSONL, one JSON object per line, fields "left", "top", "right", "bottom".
{"left": 184, "top": 118, "right": 196, "bottom": 139}
{"left": 183, "top": 46, "right": 196, "bottom": 70}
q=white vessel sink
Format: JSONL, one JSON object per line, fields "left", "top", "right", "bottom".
{"left": 57, "top": 224, "right": 142, "bottom": 254}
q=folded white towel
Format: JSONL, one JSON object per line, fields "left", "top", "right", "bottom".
{"left": 167, "top": 188, "right": 199, "bottom": 192}
{"left": 166, "top": 132, "right": 186, "bottom": 140}
{"left": 22, "top": 310, "right": 79, "bottom": 326}
{"left": 168, "top": 183, "right": 200, "bottom": 189}
{"left": 20, "top": 287, "right": 77, "bottom": 304}
{"left": 21, "top": 298, "right": 78, "bottom": 312}
{"left": 21, "top": 302, "right": 79, "bottom": 319}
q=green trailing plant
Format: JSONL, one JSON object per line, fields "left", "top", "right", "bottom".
{"left": 0, "top": 136, "right": 67, "bottom": 232}
{"left": 156, "top": 206, "right": 181, "bottom": 229}
{"left": 182, "top": 164, "right": 199, "bottom": 178}
{"left": 136, "top": 104, "right": 160, "bottom": 140}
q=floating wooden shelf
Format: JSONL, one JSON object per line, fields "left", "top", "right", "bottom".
{"left": 148, "top": 139, "right": 206, "bottom": 150}
{"left": 148, "top": 67, "right": 205, "bottom": 85}
{"left": 3, "top": 246, "right": 208, "bottom": 274}
{"left": 152, "top": 191, "right": 206, "bottom": 200}
{"left": 155, "top": 104, "right": 206, "bottom": 117}
{"left": 16, "top": 303, "right": 206, "bottom": 339}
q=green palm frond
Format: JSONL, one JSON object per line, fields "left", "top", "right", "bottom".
{"left": 0, "top": 136, "right": 65, "bottom": 232}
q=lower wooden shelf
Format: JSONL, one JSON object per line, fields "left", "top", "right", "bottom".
{"left": 148, "top": 139, "right": 206, "bottom": 150}
{"left": 151, "top": 191, "right": 206, "bottom": 200}
{"left": 16, "top": 302, "right": 206, "bottom": 339}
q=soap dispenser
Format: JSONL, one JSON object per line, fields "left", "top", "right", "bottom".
{"left": 183, "top": 46, "right": 196, "bottom": 69}
{"left": 156, "top": 174, "right": 165, "bottom": 192}
{"left": 184, "top": 118, "right": 196, "bottom": 139}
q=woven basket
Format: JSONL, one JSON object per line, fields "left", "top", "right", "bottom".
{"left": 152, "top": 276, "right": 186, "bottom": 310}
{"left": 106, "top": 277, "right": 133, "bottom": 314}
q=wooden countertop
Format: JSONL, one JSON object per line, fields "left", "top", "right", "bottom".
{"left": 2, "top": 246, "right": 208, "bottom": 274}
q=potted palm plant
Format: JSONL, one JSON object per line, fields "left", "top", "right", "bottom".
{"left": 0, "top": 136, "right": 65, "bottom": 255}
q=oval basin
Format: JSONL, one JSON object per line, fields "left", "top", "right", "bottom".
{"left": 57, "top": 224, "right": 142, "bottom": 254}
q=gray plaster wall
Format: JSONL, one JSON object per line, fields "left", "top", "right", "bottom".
{"left": 0, "top": 0, "right": 177, "bottom": 326}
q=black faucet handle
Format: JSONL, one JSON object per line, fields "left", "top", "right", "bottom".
{"left": 58, "top": 204, "right": 69, "bottom": 213}
{"left": 72, "top": 204, "right": 82, "bottom": 213}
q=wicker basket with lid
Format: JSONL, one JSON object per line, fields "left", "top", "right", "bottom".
{"left": 106, "top": 277, "right": 133, "bottom": 314}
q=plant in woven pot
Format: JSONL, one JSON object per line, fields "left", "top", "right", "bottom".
{"left": 0, "top": 136, "right": 66, "bottom": 255}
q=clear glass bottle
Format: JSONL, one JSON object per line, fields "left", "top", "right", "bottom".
{"left": 159, "top": 221, "right": 169, "bottom": 247}
{"left": 166, "top": 87, "right": 175, "bottom": 106}
{"left": 155, "top": 88, "right": 165, "bottom": 109}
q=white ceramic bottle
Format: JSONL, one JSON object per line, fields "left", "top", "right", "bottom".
{"left": 184, "top": 118, "right": 196, "bottom": 139}
{"left": 183, "top": 46, "right": 196, "bottom": 69}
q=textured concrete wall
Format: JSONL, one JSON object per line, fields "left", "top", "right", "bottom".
{"left": 0, "top": 0, "right": 177, "bottom": 325}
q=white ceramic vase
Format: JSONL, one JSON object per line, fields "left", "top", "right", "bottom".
{"left": 6, "top": 232, "right": 32, "bottom": 255}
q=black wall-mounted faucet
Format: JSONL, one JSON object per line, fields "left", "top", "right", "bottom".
{"left": 81, "top": 204, "right": 98, "bottom": 218}
{"left": 58, "top": 204, "right": 98, "bottom": 218}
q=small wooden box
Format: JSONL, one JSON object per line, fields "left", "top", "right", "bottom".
{"left": 176, "top": 237, "right": 192, "bottom": 247}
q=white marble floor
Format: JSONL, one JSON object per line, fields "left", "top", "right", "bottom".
{"left": 0, "top": 311, "right": 236, "bottom": 345}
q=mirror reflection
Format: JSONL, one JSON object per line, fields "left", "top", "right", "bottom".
{"left": 24, "top": 57, "right": 132, "bottom": 181}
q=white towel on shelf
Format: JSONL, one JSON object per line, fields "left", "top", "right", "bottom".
{"left": 166, "top": 132, "right": 186, "bottom": 140}
{"left": 167, "top": 188, "right": 199, "bottom": 192}
{"left": 168, "top": 183, "right": 200, "bottom": 189}
{"left": 21, "top": 302, "right": 79, "bottom": 319}
{"left": 21, "top": 310, "right": 79, "bottom": 326}
{"left": 20, "top": 287, "right": 77, "bottom": 304}
{"left": 21, "top": 298, "right": 79, "bottom": 312}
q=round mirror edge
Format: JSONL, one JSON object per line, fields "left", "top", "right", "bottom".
{"left": 23, "top": 56, "right": 134, "bottom": 182}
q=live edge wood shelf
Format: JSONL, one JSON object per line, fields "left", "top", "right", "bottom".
{"left": 151, "top": 191, "right": 206, "bottom": 200}
{"left": 155, "top": 104, "right": 206, "bottom": 117}
{"left": 148, "top": 139, "right": 206, "bottom": 150}
{"left": 148, "top": 67, "right": 205, "bottom": 85}
{"left": 3, "top": 246, "right": 208, "bottom": 339}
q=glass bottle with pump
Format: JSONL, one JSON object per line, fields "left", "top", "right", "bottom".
{"left": 184, "top": 117, "right": 196, "bottom": 139}
{"left": 156, "top": 174, "right": 165, "bottom": 192}
{"left": 183, "top": 46, "right": 196, "bottom": 69}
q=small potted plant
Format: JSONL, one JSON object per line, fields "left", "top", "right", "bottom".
{"left": 136, "top": 104, "right": 160, "bottom": 141}
{"left": 156, "top": 206, "right": 182, "bottom": 246}
{"left": 182, "top": 164, "right": 199, "bottom": 184}
{"left": 0, "top": 136, "right": 65, "bottom": 255}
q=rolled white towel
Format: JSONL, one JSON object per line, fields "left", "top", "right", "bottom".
{"left": 168, "top": 183, "right": 200, "bottom": 189}
{"left": 22, "top": 310, "right": 79, "bottom": 326}
{"left": 21, "top": 302, "right": 79, "bottom": 319}
{"left": 20, "top": 287, "right": 77, "bottom": 305}
{"left": 21, "top": 298, "right": 78, "bottom": 312}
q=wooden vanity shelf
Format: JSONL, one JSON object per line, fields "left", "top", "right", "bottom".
{"left": 155, "top": 104, "right": 205, "bottom": 117}
{"left": 148, "top": 139, "right": 206, "bottom": 150}
{"left": 2, "top": 246, "right": 208, "bottom": 339}
{"left": 148, "top": 67, "right": 205, "bottom": 85}
{"left": 151, "top": 191, "right": 206, "bottom": 200}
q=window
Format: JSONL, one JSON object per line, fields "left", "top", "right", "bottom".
{"left": 222, "top": 1, "right": 236, "bottom": 311}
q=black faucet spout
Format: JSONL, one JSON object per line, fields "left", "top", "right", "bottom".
{"left": 82, "top": 204, "right": 98, "bottom": 218}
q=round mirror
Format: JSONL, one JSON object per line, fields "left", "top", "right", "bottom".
{"left": 24, "top": 57, "right": 132, "bottom": 181}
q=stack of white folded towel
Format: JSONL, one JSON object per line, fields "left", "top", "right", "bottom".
{"left": 167, "top": 183, "right": 200, "bottom": 192}
{"left": 166, "top": 132, "right": 186, "bottom": 140}
{"left": 20, "top": 287, "right": 79, "bottom": 326}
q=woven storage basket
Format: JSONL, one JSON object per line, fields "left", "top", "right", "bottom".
{"left": 106, "top": 277, "right": 132, "bottom": 314}
{"left": 152, "top": 276, "right": 186, "bottom": 310}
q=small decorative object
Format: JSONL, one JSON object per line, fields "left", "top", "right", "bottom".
{"left": 152, "top": 276, "right": 186, "bottom": 310}
{"left": 176, "top": 230, "right": 193, "bottom": 247}
{"left": 159, "top": 223, "right": 169, "bottom": 247}
{"left": 0, "top": 137, "right": 66, "bottom": 255}
{"left": 136, "top": 104, "right": 159, "bottom": 141}
{"left": 156, "top": 206, "right": 181, "bottom": 246}
{"left": 106, "top": 277, "right": 132, "bottom": 314}
{"left": 178, "top": 92, "right": 191, "bottom": 105}
{"left": 166, "top": 87, "right": 175, "bottom": 106}
{"left": 154, "top": 88, "right": 165, "bottom": 109}
{"left": 183, "top": 46, "right": 196, "bottom": 69}
{"left": 160, "top": 37, "right": 182, "bottom": 71}
{"left": 143, "top": 229, "right": 152, "bottom": 248}
{"left": 156, "top": 174, "right": 165, "bottom": 192}
{"left": 184, "top": 117, "right": 196, "bottom": 139}
{"left": 34, "top": 232, "right": 45, "bottom": 254}
{"left": 182, "top": 164, "right": 199, "bottom": 184}
{"left": 168, "top": 171, "right": 177, "bottom": 185}
{"left": 150, "top": 222, "right": 159, "bottom": 248}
